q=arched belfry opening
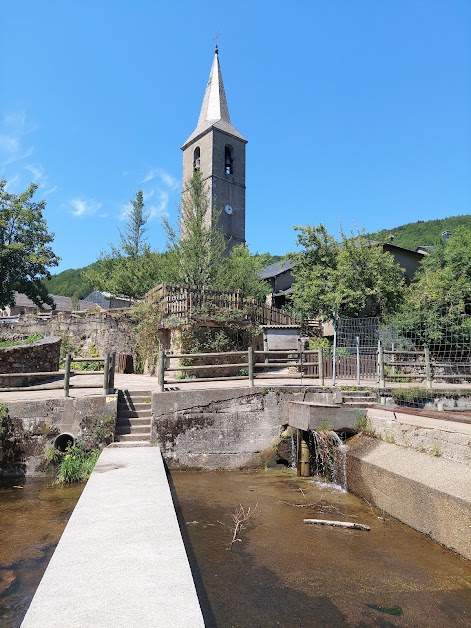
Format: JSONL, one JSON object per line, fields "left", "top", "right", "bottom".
{"left": 193, "top": 146, "right": 201, "bottom": 171}
{"left": 224, "top": 145, "right": 233, "bottom": 175}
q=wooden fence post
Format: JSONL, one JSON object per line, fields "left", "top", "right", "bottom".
{"left": 424, "top": 346, "right": 432, "bottom": 389}
{"left": 64, "top": 353, "right": 71, "bottom": 398}
{"left": 158, "top": 350, "right": 165, "bottom": 393}
{"left": 248, "top": 346, "right": 254, "bottom": 387}
{"left": 103, "top": 353, "right": 110, "bottom": 395}
{"left": 378, "top": 341, "right": 385, "bottom": 389}
{"left": 318, "top": 347, "right": 324, "bottom": 386}
{"left": 108, "top": 352, "right": 116, "bottom": 393}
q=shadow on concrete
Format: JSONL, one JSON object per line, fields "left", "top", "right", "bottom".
{"left": 166, "top": 464, "right": 218, "bottom": 628}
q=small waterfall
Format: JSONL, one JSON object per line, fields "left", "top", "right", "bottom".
{"left": 290, "top": 434, "right": 297, "bottom": 469}
{"left": 308, "top": 429, "right": 348, "bottom": 490}
{"left": 333, "top": 441, "right": 348, "bottom": 491}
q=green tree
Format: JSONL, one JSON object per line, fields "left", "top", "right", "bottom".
{"left": 117, "top": 189, "right": 149, "bottom": 257}
{"left": 86, "top": 190, "right": 163, "bottom": 299}
{"left": 0, "top": 179, "right": 59, "bottom": 308}
{"left": 391, "top": 228, "right": 471, "bottom": 346}
{"left": 216, "top": 245, "right": 271, "bottom": 301}
{"left": 290, "top": 225, "right": 405, "bottom": 320}
{"left": 163, "top": 170, "right": 225, "bottom": 287}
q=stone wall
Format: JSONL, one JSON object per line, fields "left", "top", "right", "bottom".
{"left": 152, "top": 386, "right": 338, "bottom": 469}
{"left": 0, "top": 395, "right": 117, "bottom": 476}
{"left": 0, "top": 336, "right": 61, "bottom": 375}
{"left": 3, "top": 314, "right": 137, "bottom": 361}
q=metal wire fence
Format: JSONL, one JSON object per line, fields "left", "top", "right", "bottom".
{"left": 334, "top": 309, "right": 471, "bottom": 385}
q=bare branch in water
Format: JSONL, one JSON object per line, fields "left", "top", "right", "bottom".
{"left": 228, "top": 503, "right": 258, "bottom": 550}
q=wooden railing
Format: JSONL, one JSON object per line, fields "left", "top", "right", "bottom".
{"left": 0, "top": 353, "right": 116, "bottom": 396}
{"left": 157, "top": 348, "right": 323, "bottom": 391}
{"left": 149, "top": 284, "right": 299, "bottom": 326}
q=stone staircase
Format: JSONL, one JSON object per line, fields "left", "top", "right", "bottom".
{"left": 113, "top": 390, "right": 152, "bottom": 447}
{"left": 341, "top": 390, "right": 378, "bottom": 406}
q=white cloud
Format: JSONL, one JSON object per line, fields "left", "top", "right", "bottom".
{"left": 69, "top": 198, "right": 102, "bottom": 217}
{"left": 43, "top": 185, "right": 58, "bottom": 196}
{"left": 141, "top": 168, "right": 158, "bottom": 183}
{"left": 149, "top": 190, "right": 169, "bottom": 219}
{"left": 141, "top": 167, "right": 180, "bottom": 190}
{"left": 159, "top": 171, "right": 179, "bottom": 191}
{"left": 0, "top": 109, "right": 36, "bottom": 170}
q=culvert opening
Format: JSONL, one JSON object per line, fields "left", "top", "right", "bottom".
{"left": 54, "top": 433, "right": 75, "bottom": 452}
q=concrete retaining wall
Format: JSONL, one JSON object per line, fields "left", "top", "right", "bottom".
{"left": 368, "top": 407, "right": 471, "bottom": 466}
{"left": 152, "top": 386, "right": 338, "bottom": 469}
{"left": 347, "top": 436, "right": 471, "bottom": 560}
{"left": 0, "top": 395, "right": 117, "bottom": 476}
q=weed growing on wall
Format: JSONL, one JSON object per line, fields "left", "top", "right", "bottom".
{"left": 0, "top": 404, "right": 25, "bottom": 474}
{"left": 55, "top": 443, "right": 100, "bottom": 484}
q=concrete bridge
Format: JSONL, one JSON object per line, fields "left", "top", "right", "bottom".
{"left": 21, "top": 447, "right": 205, "bottom": 628}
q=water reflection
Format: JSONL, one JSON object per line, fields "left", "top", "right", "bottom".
{"left": 171, "top": 469, "right": 471, "bottom": 627}
{"left": 0, "top": 477, "right": 83, "bottom": 628}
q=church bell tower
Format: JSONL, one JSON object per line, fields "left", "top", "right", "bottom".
{"left": 181, "top": 46, "right": 247, "bottom": 248}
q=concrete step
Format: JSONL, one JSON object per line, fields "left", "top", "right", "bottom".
{"left": 115, "top": 425, "right": 151, "bottom": 436}
{"left": 118, "top": 409, "right": 152, "bottom": 419}
{"left": 115, "top": 433, "right": 151, "bottom": 443}
{"left": 118, "top": 401, "right": 151, "bottom": 411}
{"left": 120, "top": 390, "right": 152, "bottom": 399}
{"left": 344, "top": 401, "right": 377, "bottom": 406}
{"left": 116, "top": 417, "right": 152, "bottom": 427}
{"left": 108, "top": 441, "right": 153, "bottom": 448}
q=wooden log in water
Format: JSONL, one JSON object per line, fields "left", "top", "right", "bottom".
{"left": 303, "top": 519, "right": 370, "bottom": 531}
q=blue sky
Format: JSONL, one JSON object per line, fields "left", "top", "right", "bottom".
{"left": 1, "top": 0, "right": 470, "bottom": 273}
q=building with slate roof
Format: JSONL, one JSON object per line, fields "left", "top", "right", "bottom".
{"left": 181, "top": 46, "right": 247, "bottom": 250}
{"left": 260, "top": 244, "right": 426, "bottom": 310}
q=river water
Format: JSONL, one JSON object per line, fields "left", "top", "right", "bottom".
{"left": 171, "top": 469, "right": 471, "bottom": 627}
{"left": 1, "top": 470, "right": 470, "bottom": 627}
{"left": 0, "top": 477, "right": 83, "bottom": 628}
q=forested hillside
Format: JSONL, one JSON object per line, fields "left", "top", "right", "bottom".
{"left": 366, "top": 215, "right": 471, "bottom": 250}
{"left": 44, "top": 214, "right": 470, "bottom": 298}
{"left": 44, "top": 263, "right": 98, "bottom": 300}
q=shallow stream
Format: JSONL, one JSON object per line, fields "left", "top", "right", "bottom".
{"left": 1, "top": 470, "right": 470, "bottom": 627}
{"left": 171, "top": 469, "right": 471, "bottom": 627}
{"left": 0, "top": 477, "right": 83, "bottom": 628}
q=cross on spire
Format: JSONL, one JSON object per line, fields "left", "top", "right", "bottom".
{"left": 214, "top": 32, "right": 221, "bottom": 54}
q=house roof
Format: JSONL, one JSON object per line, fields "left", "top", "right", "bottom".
{"left": 260, "top": 261, "right": 294, "bottom": 280}
{"left": 12, "top": 292, "right": 74, "bottom": 311}
{"left": 182, "top": 47, "right": 247, "bottom": 149}
{"left": 77, "top": 300, "right": 101, "bottom": 311}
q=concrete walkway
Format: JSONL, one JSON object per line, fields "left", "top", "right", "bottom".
{"left": 21, "top": 447, "right": 204, "bottom": 628}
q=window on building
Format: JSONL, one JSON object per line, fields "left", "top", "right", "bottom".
{"left": 193, "top": 147, "right": 201, "bottom": 171}
{"left": 225, "top": 145, "right": 233, "bottom": 175}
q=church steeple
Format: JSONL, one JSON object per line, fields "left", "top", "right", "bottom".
{"left": 181, "top": 48, "right": 247, "bottom": 249}
{"left": 182, "top": 49, "right": 246, "bottom": 150}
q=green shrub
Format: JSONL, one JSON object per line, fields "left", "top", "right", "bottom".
{"left": 55, "top": 443, "right": 100, "bottom": 484}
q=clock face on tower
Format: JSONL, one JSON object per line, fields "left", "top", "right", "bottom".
{"left": 224, "top": 204, "right": 233, "bottom": 215}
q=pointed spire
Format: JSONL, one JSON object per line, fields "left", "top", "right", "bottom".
{"left": 182, "top": 49, "right": 246, "bottom": 149}
{"left": 197, "top": 49, "right": 231, "bottom": 126}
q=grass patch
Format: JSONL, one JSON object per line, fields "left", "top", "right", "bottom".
{"left": 55, "top": 443, "right": 100, "bottom": 484}
{"left": 0, "top": 334, "right": 43, "bottom": 348}
{"left": 354, "top": 411, "right": 374, "bottom": 435}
